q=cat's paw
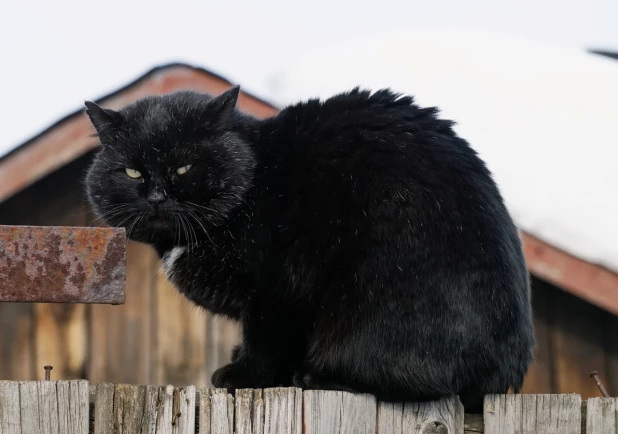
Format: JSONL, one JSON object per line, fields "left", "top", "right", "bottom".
{"left": 211, "top": 363, "right": 252, "bottom": 389}
{"left": 292, "top": 370, "right": 357, "bottom": 393}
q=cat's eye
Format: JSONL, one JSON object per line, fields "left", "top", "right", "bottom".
{"left": 176, "top": 164, "right": 193, "bottom": 175}
{"left": 125, "top": 168, "right": 142, "bottom": 179}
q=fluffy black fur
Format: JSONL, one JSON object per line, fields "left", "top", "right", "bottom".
{"left": 85, "top": 86, "right": 534, "bottom": 412}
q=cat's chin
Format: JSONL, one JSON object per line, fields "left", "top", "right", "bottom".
{"left": 146, "top": 218, "right": 172, "bottom": 230}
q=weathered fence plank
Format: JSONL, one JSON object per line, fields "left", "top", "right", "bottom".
{"left": 56, "top": 381, "right": 72, "bottom": 433}
{"left": 303, "top": 390, "right": 376, "bottom": 434}
{"left": 253, "top": 389, "right": 265, "bottom": 434}
{"left": 0, "top": 225, "right": 125, "bottom": 304}
{"left": 377, "top": 396, "right": 464, "bottom": 434}
{"left": 0, "top": 381, "right": 21, "bottom": 434}
{"left": 208, "top": 389, "right": 233, "bottom": 434}
{"left": 484, "top": 394, "right": 581, "bottom": 434}
{"left": 14, "top": 383, "right": 618, "bottom": 433}
{"left": 235, "top": 389, "right": 255, "bottom": 434}
{"left": 197, "top": 388, "right": 211, "bottom": 434}
{"left": 587, "top": 397, "right": 618, "bottom": 434}
{"left": 263, "top": 387, "right": 302, "bottom": 434}
{"left": 38, "top": 381, "right": 59, "bottom": 434}
{"left": 174, "top": 386, "right": 196, "bottom": 434}
{"left": 156, "top": 385, "right": 175, "bottom": 434}
{"left": 93, "top": 383, "right": 115, "bottom": 434}
{"left": 142, "top": 385, "right": 158, "bottom": 434}
{"left": 2, "top": 381, "right": 88, "bottom": 434}
{"left": 69, "top": 380, "right": 89, "bottom": 434}
{"left": 114, "top": 384, "right": 146, "bottom": 433}
{"left": 18, "top": 382, "right": 41, "bottom": 434}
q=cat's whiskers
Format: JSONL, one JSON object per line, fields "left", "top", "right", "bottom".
{"left": 172, "top": 214, "right": 181, "bottom": 249}
{"left": 178, "top": 213, "right": 191, "bottom": 253}
{"left": 126, "top": 212, "right": 145, "bottom": 238}
{"left": 90, "top": 204, "right": 133, "bottom": 226}
{"left": 113, "top": 210, "right": 137, "bottom": 229}
{"left": 92, "top": 205, "right": 131, "bottom": 221}
{"left": 185, "top": 208, "right": 219, "bottom": 249}
{"left": 94, "top": 210, "right": 130, "bottom": 227}
{"left": 182, "top": 213, "right": 196, "bottom": 261}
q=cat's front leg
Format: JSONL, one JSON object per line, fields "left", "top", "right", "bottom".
{"left": 211, "top": 310, "right": 306, "bottom": 390}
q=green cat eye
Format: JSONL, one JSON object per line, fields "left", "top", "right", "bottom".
{"left": 125, "top": 168, "right": 142, "bottom": 179}
{"left": 176, "top": 164, "right": 192, "bottom": 175}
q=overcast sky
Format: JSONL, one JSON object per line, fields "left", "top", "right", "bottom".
{"left": 0, "top": 0, "right": 617, "bottom": 155}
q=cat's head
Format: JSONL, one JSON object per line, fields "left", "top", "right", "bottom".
{"left": 84, "top": 86, "right": 256, "bottom": 245}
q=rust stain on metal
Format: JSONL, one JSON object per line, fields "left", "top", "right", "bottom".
{"left": 0, "top": 225, "right": 126, "bottom": 304}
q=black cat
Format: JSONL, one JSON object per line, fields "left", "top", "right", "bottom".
{"left": 85, "top": 86, "right": 534, "bottom": 412}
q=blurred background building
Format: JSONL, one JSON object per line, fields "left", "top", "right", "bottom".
{"left": 0, "top": 0, "right": 617, "bottom": 398}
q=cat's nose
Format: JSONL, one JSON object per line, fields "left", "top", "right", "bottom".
{"left": 147, "top": 191, "right": 167, "bottom": 206}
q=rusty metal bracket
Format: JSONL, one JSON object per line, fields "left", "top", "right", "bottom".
{"left": 0, "top": 225, "right": 126, "bottom": 304}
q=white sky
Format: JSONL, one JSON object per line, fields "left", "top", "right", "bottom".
{"left": 0, "top": 0, "right": 617, "bottom": 155}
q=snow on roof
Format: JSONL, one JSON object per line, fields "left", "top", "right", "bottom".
{"left": 270, "top": 29, "right": 618, "bottom": 273}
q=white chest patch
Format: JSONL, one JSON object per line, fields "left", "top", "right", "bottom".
{"left": 162, "top": 247, "right": 186, "bottom": 280}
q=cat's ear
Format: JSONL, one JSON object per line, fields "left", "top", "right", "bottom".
{"left": 208, "top": 85, "right": 240, "bottom": 126}
{"left": 84, "top": 101, "right": 122, "bottom": 135}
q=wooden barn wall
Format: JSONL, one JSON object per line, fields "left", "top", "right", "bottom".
{"left": 521, "top": 277, "right": 618, "bottom": 397}
{"left": 0, "top": 152, "right": 239, "bottom": 385}
{"left": 0, "top": 155, "right": 616, "bottom": 399}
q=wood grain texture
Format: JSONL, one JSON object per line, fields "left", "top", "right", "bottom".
{"left": 18, "top": 382, "right": 40, "bottom": 434}
{"left": 197, "top": 388, "right": 211, "bottom": 434}
{"left": 253, "top": 390, "right": 264, "bottom": 434}
{"left": 113, "top": 384, "right": 146, "bottom": 434}
{"left": 587, "top": 397, "right": 618, "bottom": 434}
{"left": 89, "top": 241, "right": 156, "bottom": 385}
{"left": 156, "top": 385, "right": 175, "bottom": 434}
{"left": 69, "top": 380, "right": 89, "bottom": 434}
{"left": 93, "top": 383, "right": 115, "bottom": 434}
{"left": 0, "top": 381, "right": 21, "bottom": 434}
{"left": 173, "top": 386, "right": 196, "bottom": 434}
{"left": 484, "top": 394, "right": 581, "bottom": 434}
{"left": 37, "top": 381, "right": 59, "bottom": 434}
{"left": 235, "top": 389, "right": 255, "bottom": 434}
{"left": 377, "top": 396, "right": 464, "bottom": 434}
{"left": 263, "top": 388, "right": 302, "bottom": 434}
{"left": 209, "top": 389, "right": 233, "bottom": 434}
{"left": 304, "top": 390, "right": 376, "bottom": 434}
{"left": 56, "top": 381, "right": 71, "bottom": 433}
{"left": 156, "top": 273, "right": 208, "bottom": 387}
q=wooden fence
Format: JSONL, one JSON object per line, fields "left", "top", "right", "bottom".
{"left": 0, "top": 381, "right": 615, "bottom": 433}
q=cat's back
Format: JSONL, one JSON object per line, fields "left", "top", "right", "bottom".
{"left": 267, "top": 88, "right": 480, "bottom": 174}
{"left": 264, "top": 88, "right": 494, "bottom": 205}
{"left": 274, "top": 88, "right": 455, "bottom": 145}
